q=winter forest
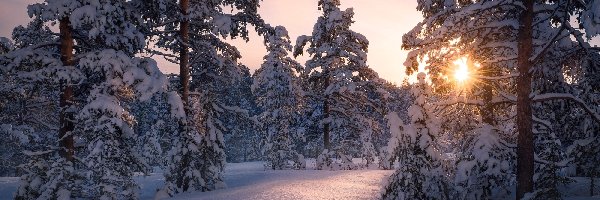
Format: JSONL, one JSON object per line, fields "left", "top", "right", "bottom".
{"left": 0, "top": 0, "right": 599, "bottom": 199}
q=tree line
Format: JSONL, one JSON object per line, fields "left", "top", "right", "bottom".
{"left": 0, "top": 0, "right": 408, "bottom": 199}
{"left": 1, "top": 0, "right": 599, "bottom": 199}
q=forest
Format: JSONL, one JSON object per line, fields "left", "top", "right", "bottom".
{"left": 0, "top": 0, "right": 599, "bottom": 199}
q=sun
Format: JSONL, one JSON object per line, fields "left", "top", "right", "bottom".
{"left": 453, "top": 57, "right": 470, "bottom": 83}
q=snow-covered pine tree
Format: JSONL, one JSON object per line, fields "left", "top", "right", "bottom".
{"left": 379, "top": 112, "right": 403, "bottom": 170}
{"left": 79, "top": 6, "right": 163, "bottom": 200}
{"left": 382, "top": 72, "right": 449, "bottom": 200}
{"left": 224, "top": 66, "right": 262, "bottom": 163}
{"left": 567, "top": 116, "right": 600, "bottom": 197}
{"left": 67, "top": 1, "right": 167, "bottom": 197}
{"left": 0, "top": 33, "right": 62, "bottom": 178}
{"left": 399, "top": 2, "right": 519, "bottom": 198}
{"left": 402, "top": 0, "right": 600, "bottom": 197}
{"left": 252, "top": 26, "right": 304, "bottom": 170}
{"left": 160, "top": 29, "right": 269, "bottom": 195}
{"left": 8, "top": 0, "right": 169, "bottom": 199}
{"left": 130, "top": 94, "right": 178, "bottom": 168}
{"left": 0, "top": 37, "right": 12, "bottom": 54}
{"left": 1, "top": 6, "right": 83, "bottom": 199}
{"left": 138, "top": 0, "right": 271, "bottom": 194}
{"left": 530, "top": 123, "right": 570, "bottom": 200}
{"left": 186, "top": 40, "right": 250, "bottom": 191}
{"left": 294, "top": 0, "right": 380, "bottom": 169}
{"left": 77, "top": 52, "right": 166, "bottom": 199}
{"left": 378, "top": 81, "right": 412, "bottom": 170}
{"left": 454, "top": 124, "right": 514, "bottom": 199}
{"left": 0, "top": 29, "right": 55, "bottom": 178}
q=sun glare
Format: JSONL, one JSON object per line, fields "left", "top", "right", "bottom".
{"left": 453, "top": 57, "right": 470, "bottom": 83}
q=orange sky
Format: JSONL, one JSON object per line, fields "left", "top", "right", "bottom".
{"left": 1, "top": 0, "right": 423, "bottom": 84}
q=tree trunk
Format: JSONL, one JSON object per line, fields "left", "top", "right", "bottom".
{"left": 516, "top": 0, "right": 535, "bottom": 199}
{"left": 59, "top": 17, "right": 75, "bottom": 162}
{"left": 323, "top": 74, "right": 331, "bottom": 151}
{"left": 179, "top": 0, "right": 190, "bottom": 106}
{"left": 480, "top": 63, "right": 494, "bottom": 125}
{"left": 177, "top": 0, "right": 191, "bottom": 192}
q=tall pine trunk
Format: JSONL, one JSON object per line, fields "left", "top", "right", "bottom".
{"left": 516, "top": 0, "right": 534, "bottom": 198}
{"left": 59, "top": 17, "right": 75, "bottom": 162}
{"left": 177, "top": 0, "right": 191, "bottom": 192}
{"left": 323, "top": 74, "right": 330, "bottom": 151}
{"left": 179, "top": 0, "right": 190, "bottom": 106}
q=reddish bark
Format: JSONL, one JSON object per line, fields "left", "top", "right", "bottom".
{"left": 516, "top": 0, "right": 535, "bottom": 198}
{"left": 59, "top": 17, "right": 75, "bottom": 162}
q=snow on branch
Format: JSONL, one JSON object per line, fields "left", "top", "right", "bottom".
{"left": 433, "top": 96, "right": 484, "bottom": 107}
{"left": 23, "top": 150, "right": 54, "bottom": 156}
{"left": 472, "top": 72, "right": 519, "bottom": 80}
{"left": 492, "top": 91, "right": 517, "bottom": 104}
{"left": 481, "top": 56, "right": 518, "bottom": 64}
{"left": 532, "top": 115, "right": 552, "bottom": 130}
{"left": 334, "top": 92, "right": 384, "bottom": 114}
{"left": 564, "top": 21, "right": 593, "bottom": 54}
{"left": 529, "top": 25, "right": 567, "bottom": 64}
{"left": 532, "top": 93, "right": 600, "bottom": 123}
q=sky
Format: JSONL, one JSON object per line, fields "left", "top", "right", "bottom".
{"left": 0, "top": 0, "right": 422, "bottom": 84}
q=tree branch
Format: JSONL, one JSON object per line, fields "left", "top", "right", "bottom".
{"left": 532, "top": 93, "right": 600, "bottom": 123}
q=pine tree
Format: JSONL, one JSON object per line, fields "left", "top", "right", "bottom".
{"left": 224, "top": 66, "right": 262, "bottom": 163}
{"left": 8, "top": 0, "right": 170, "bottom": 198}
{"left": 253, "top": 26, "right": 304, "bottom": 170}
{"left": 532, "top": 125, "right": 570, "bottom": 200}
{"left": 77, "top": 52, "right": 165, "bottom": 199}
{"left": 567, "top": 117, "right": 600, "bottom": 197}
{"left": 382, "top": 72, "right": 449, "bottom": 200}
{"left": 0, "top": 37, "right": 12, "bottom": 54}
{"left": 139, "top": 0, "right": 271, "bottom": 194}
{"left": 3, "top": 4, "right": 82, "bottom": 198}
{"left": 0, "top": 28, "right": 56, "bottom": 178}
{"left": 379, "top": 112, "right": 403, "bottom": 170}
{"left": 130, "top": 94, "right": 176, "bottom": 168}
{"left": 379, "top": 81, "right": 412, "bottom": 170}
{"left": 454, "top": 124, "right": 514, "bottom": 199}
{"left": 294, "top": 0, "right": 379, "bottom": 169}
{"left": 401, "top": 0, "right": 600, "bottom": 198}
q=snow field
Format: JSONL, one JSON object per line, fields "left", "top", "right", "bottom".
{"left": 169, "top": 161, "right": 393, "bottom": 200}
{"left": 0, "top": 161, "right": 393, "bottom": 200}
{"left": 2, "top": 161, "right": 600, "bottom": 199}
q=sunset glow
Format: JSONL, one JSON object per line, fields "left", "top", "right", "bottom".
{"left": 453, "top": 57, "right": 470, "bottom": 83}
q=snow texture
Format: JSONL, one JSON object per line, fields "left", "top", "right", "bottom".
{"left": 4, "top": 163, "right": 600, "bottom": 199}
{"left": 168, "top": 161, "right": 393, "bottom": 200}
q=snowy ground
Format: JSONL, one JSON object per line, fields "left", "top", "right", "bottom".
{"left": 2, "top": 161, "right": 599, "bottom": 200}
{"left": 0, "top": 176, "right": 19, "bottom": 199}
{"left": 170, "top": 161, "right": 393, "bottom": 200}
{"left": 0, "top": 160, "right": 393, "bottom": 200}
